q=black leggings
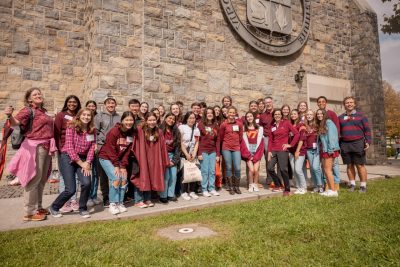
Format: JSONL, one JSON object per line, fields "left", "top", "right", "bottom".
{"left": 267, "top": 151, "right": 290, "bottom": 191}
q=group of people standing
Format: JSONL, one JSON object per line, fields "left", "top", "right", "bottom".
{"left": 4, "top": 88, "right": 371, "bottom": 222}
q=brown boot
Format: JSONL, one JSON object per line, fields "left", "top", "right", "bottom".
{"left": 234, "top": 178, "right": 242, "bottom": 194}
{"left": 227, "top": 177, "right": 235, "bottom": 195}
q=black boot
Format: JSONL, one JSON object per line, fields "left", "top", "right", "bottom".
{"left": 234, "top": 178, "right": 242, "bottom": 194}
{"left": 227, "top": 177, "right": 235, "bottom": 195}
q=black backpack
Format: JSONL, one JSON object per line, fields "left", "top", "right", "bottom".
{"left": 11, "top": 107, "right": 35, "bottom": 150}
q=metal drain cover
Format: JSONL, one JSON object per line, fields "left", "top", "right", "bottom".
{"left": 178, "top": 227, "right": 194, "bottom": 234}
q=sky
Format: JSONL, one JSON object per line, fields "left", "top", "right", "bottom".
{"left": 366, "top": 0, "right": 400, "bottom": 91}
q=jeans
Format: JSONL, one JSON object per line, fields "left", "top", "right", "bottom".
{"left": 221, "top": 150, "right": 241, "bottom": 178}
{"left": 134, "top": 187, "right": 151, "bottom": 203}
{"left": 97, "top": 146, "right": 109, "bottom": 200}
{"left": 52, "top": 153, "right": 91, "bottom": 211}
{"left": 58, "top": 152, "right": 78, "bottom": 201}
{"left": 160, "top": 153, "right": 177, "bottom": 198}
{"left": 200, "top": 152, "right": 216, "bottom": 192}
{"left": 89, "top": 153, "right": 99, "bottom": 200}
{"left": 267, "top": 151, "right": 290, "bottom": 191}
{"left": 307, "top": 149, "right": 323, "bottom": 187}
{"left": 333, "top": 157, "right": 341, "bottom": 184}
{"left": 99, "top": 159, "right": 127, "bottom": 204}
{"left": 263, "top": 136, "right": 272, "bottom": 183}
{"left": 289, "top": 153, "right": 307, "bottom": 190}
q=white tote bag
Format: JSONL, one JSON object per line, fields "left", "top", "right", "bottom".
{"left": 182, "top": 159, "right": 202, "bottom": 183}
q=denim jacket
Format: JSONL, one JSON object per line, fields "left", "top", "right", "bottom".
{"left": 318, "top": 119, "right": 340, "bottom": 153}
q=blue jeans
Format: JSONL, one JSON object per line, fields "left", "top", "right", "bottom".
{"left": 99, "top": 159, "right": 127, "bottom": 204}
{"left": 51, "top": 153, "right": 91, "bottom": 211}
{"left": 134, "top": 187, "right": 151, "bottom": 203}
{"left": 333, "top": 157, "right": 341, "bottom": 184}
{"left": 289, "top": 153, "right": 307, "bottom": 190}
{"left": 221, "top": 150, "right": 241, "bottom": 179}
{"left": 307, "top": 149, "right": 323, "bottom": 187}
{"left": 200, "top": 152, "right": 216, "bottom": 192}
{"left": 160, "top": 152, "right": 177, "bottom": 198}
{"left": 89, "top": 153, "right": 98, "bottom": 200}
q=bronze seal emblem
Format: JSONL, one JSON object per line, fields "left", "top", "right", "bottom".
{"left": 220, "top": 0, "right": 311, "bottom": 57}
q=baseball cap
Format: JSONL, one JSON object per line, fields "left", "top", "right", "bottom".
{"left": 103, "top": 94, "right": 117, "bottom": 104}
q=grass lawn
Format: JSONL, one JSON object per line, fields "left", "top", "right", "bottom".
{"left": 1, "top": 178, "right": 400, "bottom": 266}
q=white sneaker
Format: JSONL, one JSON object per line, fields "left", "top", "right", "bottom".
{"left": 87, "top": 199, "right": 94, "bottom": 207}
{"left": 189, "top": 192, "right": 199, "bottom": 200}
{"left": 109, "top": 203, "right": 120, "bottom": 215}
{"left": 294, "top": 189, "right": 306, "bottom": 195}
{"left": 181, "top": 192, "right": 191, "bottom": 201}
{"left": 203, "top": 191, "right": 211, "bottom": 197}
{"left": 326, "top": 190, "right": 338, "bottom": 197}
{"left": 248, "top": 184, "right": 254, "bottom": 193}
{"left": 253, "top": 183, "right": 260, "bottom": 192}
{"left": 210, "top": 190, "right": 220, "bottom": 196}
{"left": 118, "top": 203, "right": 128, "bottom": 213}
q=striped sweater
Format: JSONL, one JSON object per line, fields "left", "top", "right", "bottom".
{"left": 338, "top": 110, "right": 371, "bottom": 144}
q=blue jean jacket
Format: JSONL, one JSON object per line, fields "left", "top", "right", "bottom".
{"left": 318, "top": 119, "right": 340, "bottom": 153}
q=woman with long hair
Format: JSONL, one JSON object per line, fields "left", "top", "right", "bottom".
{"left": 281, "top": 104, "right": 291, "bottom": 121}
{"left": 289, "top": 109, "right": 308, "bottom": 194}
{"left": 150, "top": 107, "right": 161, "bottom": 124}
{"left": 198, "top": 107, "right": 220, "bottom": 197}
{"left": 98, "top": 111, "right": 136, "bottom": 214}
{"left": 54, "top": 95, "right": 82, "bottom": 212}
{"left": 139, "top": 102, "right": 149, "bottom": 119}
{"left": 297, "top": 101, "right": 308, "bottom": 122}
{"left": 257, "top": 98, "right": 266, "bottom": 114}
{"left": 219, "top": 106, "right": 243, "bottom": 195}
{"left": 6, "top": 88, "right": 56, "bottom": 221}
{"left": 221, "top": 96, "right": 232, "bottom": 108}
{"left": 158, "top": 104, "right": 166, "bottom": 120}
{"left": 267, "top": 109, "right": 299, "bottom": 196}
{"left": 132, "top": 112, "right": 169, "bottom": 207}
{"left": 49, "top": 108, "right": 96, "bottom": 218}
{"left": 304, "top": 109, "right": 323, "bottom": 193}
{"left": 241, "top": 112, "right": 264, "bottom": 192}
{"left": 159, "top": 113, "right": 181, "bottom": 203}
{"left": 179, "top": 112, "right": 201, "bottom": 200}
{"left": 170, "top": 102, "right": 183, "bottom": 126}
{"left": 316, "top": 109, "right": 340, "bottom": 197}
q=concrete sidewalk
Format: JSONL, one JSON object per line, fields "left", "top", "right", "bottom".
{"left": 0, "top": 162, "right": 398, "bottom": 232}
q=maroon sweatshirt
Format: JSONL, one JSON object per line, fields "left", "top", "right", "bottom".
{"left": 259, "top": 110, "right": 273, "bottom": 137}
{"left": 268, "top": 120, "right": 299, "bottom": 152}
{"left": 98, "top": 123, "right": 133, "bottom": 168}
{"left": 219, "top": 119, "right": 243, "bottom": 151}
{"left": 197, "top": 121, "right": 221, "bottom": 156}
{"left": 54, "top": 111, "right": 75, "bottom": 150}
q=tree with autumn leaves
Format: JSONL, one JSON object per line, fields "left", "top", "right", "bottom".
{"left": 384, "top": 81, "right": 400, "bottom": 138}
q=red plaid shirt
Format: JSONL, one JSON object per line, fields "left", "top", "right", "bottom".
{"left": 62, "top": 127, "right": 96, "bottom": 163}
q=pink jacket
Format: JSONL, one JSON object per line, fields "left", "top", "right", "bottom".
{"left": 8, "top": 138, "right": 57, "bottom": 187}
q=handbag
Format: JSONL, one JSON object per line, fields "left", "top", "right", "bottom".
{"left": 215, "top": 160, "right": 222, "bottom": 188}
{"left": 182, "top": 159, "right": 202, "bottom": 183}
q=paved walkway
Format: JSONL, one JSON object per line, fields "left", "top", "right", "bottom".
{"left": 0, "top": 161, "right": 398, "bottom": 232}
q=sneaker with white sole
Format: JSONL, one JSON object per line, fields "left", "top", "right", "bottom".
{"left": 87, "top": 199, "right": 94, "bottom": 207}
{"left": 203, "top": 191, "right": 211, "bottom": 197}
{"left": 189, "top": 192, "right": 199, "bottom": 200}
{"left": 294, "top": 188, "right": 306, "bottom": 195}
{"left": 210, "top": 190, "right": 220, "bottom": 196}
{"left": 118, "top": 203, "right": 128, "bottom": 213}
{"left": 109, "top": 203, "right": 120, "bottom": 215}
{"left": 134, "top": 202, "right": 148, "bottom": 208}
{"left": 321, "top": 190, "right": 338, "bottom": 197}
{"left": 181, "top": 192, "right": 191, "bottom": 201}
{"left": 70, "top": 200, "right": 79, "bottom": 212}
{"left": 253, "top": 183, "right": 260, "bottom": 192}
{"left": 79, "top": 210, "right": 91, "bottom": 219}
{"left": 49, "top": 206, "right": 63, "bottom": 218}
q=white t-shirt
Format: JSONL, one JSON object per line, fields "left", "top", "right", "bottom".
{"left": 178, "top": 124, "right": 200, "bottom": 154}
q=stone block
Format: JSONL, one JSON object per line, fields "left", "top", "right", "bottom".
{"left": 144, "top": 80, "right": 160, "bottom": 92}
{"left": 0, "top": 0, "right": 12, "bottom": 8}
{"left": 112, "top": 13, "right": 129, "bottom": 24}
{"left": 160, "top": 83, "right": 171, "bottom": 93}
{"left": 100, "top": 75, "right": 116, "bottom": 88}
{"left": 109, "top": 57, "right": 130, "bottom": 68}
{"left": 127, "top": 69, "right": 142, "bottom": 84}
{"left": 175, "top": 7, "right": 191, "bottom": 19}
{"left": 12, "top": 40, "right": 29, "bottom": 55}
{"left": 122, "top": 48, "right": 141, "bottom": 59}
{"left": 37, "top": 0, "right": 54, "bottom": 8}
{"left": 145, "top": 6, "right": 162, "bottom": 18}
{"left": 23, "top": 68, "right": 42, "bottom": 81}
{"left": 98, "top": 21, "right": 120, "bottom": 36}
{"left": 163, "top": 63, "right": 185, "bottom": 77}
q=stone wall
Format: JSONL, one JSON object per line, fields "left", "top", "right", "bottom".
{"left": 0, "top": 0, "right": 386, "bottom": 163}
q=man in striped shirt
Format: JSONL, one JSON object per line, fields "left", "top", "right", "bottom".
{"left": 338, "top": 96, "right": 371, "bottom": 193}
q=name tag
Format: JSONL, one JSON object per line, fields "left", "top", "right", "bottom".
{"left": 255, "top": 119, "right": 260, "bottom": 124}
{"left": 312, "top": 142, "right": 317, "bottom": 149}
{"left": 126, "top": 136, "right": 133, "bottom": 143}
{"left": 289, "top": 132, "right": 293, "bottom": 137}
{"left": 150, "top": 135, "right": 155, "bottom": 142}
{"left": 64, "top": 115, "right": 73, "bottom": 121}
{"left": 271, "top": 127, "right": 277, "bottom": 132}
{"left": 86, "top": 134, "right": 94, "bottom": 141}
{"left": 344, "top": 116, "right": 349, "bottom": 120}
{"left": 232, "top": 125, "right": 239, "bottom": 132}
{"left": 205, "top": 127, "right": 212, "bottom": 133}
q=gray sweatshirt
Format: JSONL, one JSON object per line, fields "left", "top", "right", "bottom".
{"left": 95, "top": 111, "right": 121, "bottom": 145}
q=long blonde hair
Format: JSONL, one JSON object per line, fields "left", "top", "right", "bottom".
{"left": 70, "top": 108, "right": 95, "bottom": 134}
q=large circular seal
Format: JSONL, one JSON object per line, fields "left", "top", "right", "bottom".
{"left": 220, "top": 0, "right": 311, "bottom": 57}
